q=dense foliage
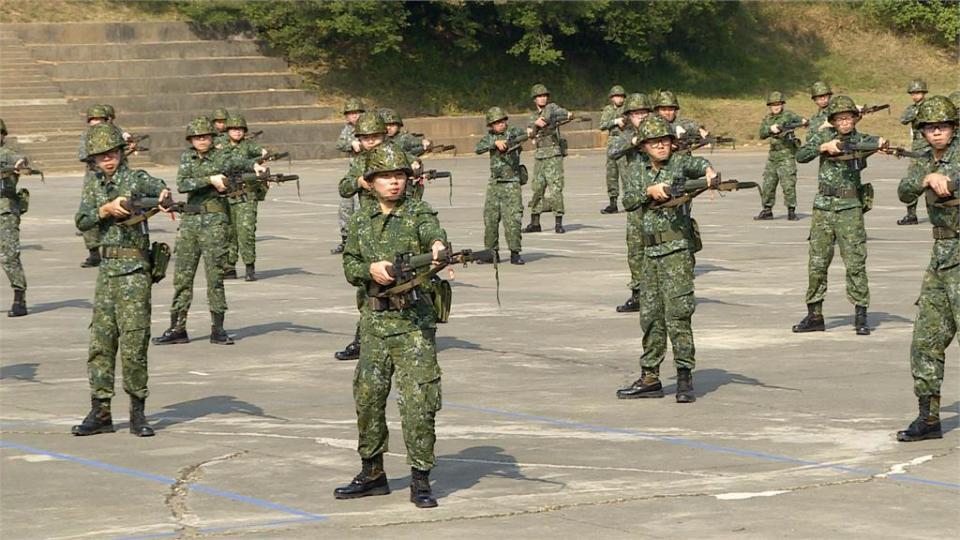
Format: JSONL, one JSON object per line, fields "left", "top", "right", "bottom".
{"left": 859, "top": 0, "right": 960, "bottom": 47}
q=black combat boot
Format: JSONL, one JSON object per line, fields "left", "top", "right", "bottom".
{"left": 7, "top": 289, "right": 27, "bottom": 317}
{"left": 554, "top": 216, "right": 565, "bottom": 234}
{"left": 854, "top": 305, "right": 870, "bottom": 335}
{"left": 333, "top": 454, "right": 390, "bottom": 499}
{"left": 152, "top": 312, "right": 189, "bottom": 345}
{"left": 787, "top": 207, "right": 798, "bottom": 221}
{"left": 410, "top": 468, "right": 438, "bottom": 508}
{"left": 616, "top": 290, "right": 640, "bottom": 313}
{"left": 71, "top": 397, "right": 114, "bottom": 436}
{"left": 676, "top": 368, "right": 696, "bottom": 403}
{"left": 523, "top": 214, "right": 541, "bottom": 233}
{"left": 897, "top": 396, "right": 942, "bottom": 442}
{"left": 897, "top": 206, "right": 918, "bottom": 225}
{"left": 129, "top": 396, "right": 155, "bottom": 437}
{"left": 510, "top": 251, "right": 525, "bottom": 265}
{"left": 753, "top": 207, "right": 774, "bottom": 221}
{"left": 223, "top": 266, "right": 238, "bottom": 279}
{"left": 210, "top": 312, "right": 235, "bottom": 345}
{"left": 244, "top": 263, "right": 256, "bottom": 282}
{"left": 335, "top": 327, "right": 360, "bottom": 360}
{"left": 616, "top": 369, "right": 663, "bottom": 399}
{"left": 792, "top": 302, "right": 825, "bottom": 333}
{"left": 601, "top": 197, "right": 618, "bottom": 214}
{"left": 81, "top": 248, "right": 101, "bottom": 268}
{"left": 330, "top": 236, "right": 347, "bottom": 255}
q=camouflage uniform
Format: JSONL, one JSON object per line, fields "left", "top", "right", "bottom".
{"left": 78, "top": 130, "right": 102, "bottom": 255}
{"left": 600, "top": 86, "right": 627, "bottom": 201}
{"left": 527, "top": 87, "right": 570, "bottom": 218}
{"left": 807, "top": 81, "right": 833, "bottom": 139}
{"left": 0, "top": 144, "right": 27, "bottom": 293}
{"left": 476, "top": 120, "right": 525, "bottom": 254}
{"left": 336, "top": 122, "right": 360, "bottom": 237}
{"left": 899, "top": 82, "right": 930, "bottom": 223}
{"left": 221, "top": 122, "right": 265, "bottom": 270}
{"left": 759, "top": 100, "right": 805, "bottom": 210}
{"left": 212, "top": 107, "right": 230, "bottom": 149}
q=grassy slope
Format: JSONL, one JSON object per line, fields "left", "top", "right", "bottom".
{"left": 0, "top": 0, "right": 180, "bottom": 22}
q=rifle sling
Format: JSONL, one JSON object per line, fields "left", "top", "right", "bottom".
{"left": 376, "top": 263, "right": 448, "bottom": 298}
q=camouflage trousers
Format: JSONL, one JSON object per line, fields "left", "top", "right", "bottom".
{"left": 0, "top": 212, "right": 26, "bottom": 290}
{"left": 226, "top": 200, "right": 258, "bottom": 267}
{"left": 88, "top": 269, "right": 151, "bottom": 399}
{"left": 805, "top": 207, "right": 869, "bottom": 307}
{"left": 606, "top": 155, "right": 624, "bottom": 199}
{"left": 529, "top": 156, "right": 564, "bottom": 216}
{"left": 171, "top": 213, "right": 228, "bottom": 316}
{"left": 625, "top": 210, "right": 643, "bottom": 292}
{"left": 338, "top": 194, "right": 357, "bottom": 237}
{"left": 82, "top": 229, "right": 100, "bottom": 250}
{"left": 639, "top": 249, "right": 696, "bottom": 373}
{"left": 354, "top": 328, "right": 442, "bottom": 471}
{"left": 910, "top": 262, "right": 959, "bottom": 397}
{"left": 484, "top": 181, "right": 523, "bottom": 253}
{"left": 761, "top": 156, "right": 797, "bottom": 209}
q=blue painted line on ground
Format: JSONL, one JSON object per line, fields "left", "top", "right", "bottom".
{"left": 445, "top": 402, "right": 960, "bottom": 491}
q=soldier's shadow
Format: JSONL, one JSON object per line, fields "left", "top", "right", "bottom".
{"left": 694, "top": 263, "right": 738, "bottom": 277}
{"left": 253, "top": 267, "right": 323, "bottom": 280}
{"left": 0, "top": 362, "right": 41, "bottom": 383}
{"left": 659, "top": 368, "right": 801, "bottom": 400}
{"left": 560, "top": 223, "right": 602, "bottom": 232}
{"left": 28, "top": 298, "right": 92, "bottom": 314}
{"left": 143, "top": 395, "right": 286, "bottom": 431}
{"left": 229, "top": 321, "right": 331, "bottom": 340}
{"left": 437, "top": 336, "right": 494, "bottom": 353}
{"left": 521, "top": 252, "right": 571, "bottom": 263}
{"left": 940, "top": 400, "right": 959, "bottom": 436}
{"left": 824, "top": 311, "right": 913, "bottom": 330}
{"left": 20, "top": 244, "right": 44, "bottom": 251}
{"left": 696, "top": 297, "right": 749, "bottom": 307}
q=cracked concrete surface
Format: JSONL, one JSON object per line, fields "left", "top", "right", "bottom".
{"left": 1, "top": 149, "right": 958, "bottom": 539}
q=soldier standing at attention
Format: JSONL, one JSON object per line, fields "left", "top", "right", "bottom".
{"left": 607, "top": 93, "right": 654, "bottom": 313}
{"left": 654, "top": 91, "right": 709, "bottom": 154}
{"left": 807, "top": 81, "right": 834, "bottom": 137}
{"left": 599, "top": 85, "right": 627, "bottom": 214}
{"left": 524, "top": 83, "right": 572, "bottom": 234}
{"left": 1, "top": 119, "right": 30, "bottom": 317}
{"left": 72, "top": 123, "right": 171, "bottom": 437}
{"left": 897, "top": 79, "right": 930, "bottom": 226}
{"left": 756, "top": 91, "right": 807, "bottom": 221}
{"left": 332, "top": 98, "right": 365, "bottom": 255}
{"left": 895, "top": 95, "right": 959, "bottom": 442}
{"left": 475, "top": 106, "right": 526, "bottom": 265}
{"left": 792, "top": 96, "right": 886, "bottom": 336}
{"left": 615, "top": 116, "right": 718, "bottom": 403}
{"left": 78, "top": 105, "right": 111, "bottom": 269}
{"left": 335, "top": 145, "right": 447, "bottom": 509}
{"left": 212, "top": 107, "right": 230, "bottom": 148}
{"left": 221, "top": 113, "right": 267, "bottom": 281}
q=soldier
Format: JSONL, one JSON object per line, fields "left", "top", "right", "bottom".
{"left": 153, "top": 117, "right": 262, "bottom": 346}
{"left": 382, "top": 108, "right": 433, "bottom": 201}
{"left": 1, "top": 119, "right": 30, "bottom": 317}
{"left": 475, "top": 106, "right": 525, "bottom": 265}
{"left": 71, "top": 123, "right": 171, "bottom": 437}
{"left": 599, "top": 85, "right": 627, "bottom": 214}
{"left": 895, "top": 95, "right": 959, "bottom": 442}
{"left": 524, "top": 83, "right": 572, "bottom": 234}
{"left": 756, "top": 91, "right": 808, "bottom": 221}
{"left": 221, "top": 113, "right": 267, "bottom": 281}
{"left": 332, "top": 98, "right": 365, "bottom": 255}
{"left": 792, "top": 96, "right": 886, "bottom": 336}
{"left": 807, "top": 81, "right": 834, "bottom": 137}
{"left": 335, "top": 145, "right": 446, "bottom": 509}
{"left": 654, "top": 91, "right": 709, "bottom": 154}
{"left": 78, "top": 105, "right": 111, "bottom": 269}
{"left": 608, "top": 93, "right": 654, "bottom": 313}
{"left": 615, "top": 116, "right": 719, "bottom": 403}
{"left": 949, "top": 91, "right": 960, "bottom": 108}
{"left": 897, "top": 79, "right": 930, "bottom": 226}
{"left": 212, "top": 107, "right": 230, "bottom": 148}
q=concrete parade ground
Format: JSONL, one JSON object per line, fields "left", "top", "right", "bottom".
{"left": 1, "top": 149, "right": 957, "bottom": 539}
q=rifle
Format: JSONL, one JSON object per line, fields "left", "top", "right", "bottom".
{"left": 256, "top": 151, "right": 289, "bottom": 165}
{"left": 777, "top": 118, "right": 807, "bottom": 138}
{"left": 651, "top": 174, "right": 760, "bottom": 210}
{"left": 424, "top": 144, "right": 457, "bottom": 156}
{"left": 504, "top": 132, "right": 530, "bottom": 153}
{"left": 925, "top": 178, "right": 960, "bottom": 208}
{"left": 827, "top": 140, "right": 925, "bottom": 166}
{"left": 411, "top": 169, "right": 454, "bottom": 205}
{"left": 118, "top": 194, "right": 186, "bottom": 230}
{"left": 245, "top": 130, "right": 264, "bottom": 140}
{"left": 223, "top": 170, "right": 301, "bottom": 200}
{"left": 124, "top": 134, "right": 150, "bottom": 156}
{"left": 860, "top": 104, "right": 890, "bottom": 116}
{"left": 675, "top": 134, "right": 736, "bottom": 153}
{"left": 0, "top": 165, "right": 44, "bottom": 183}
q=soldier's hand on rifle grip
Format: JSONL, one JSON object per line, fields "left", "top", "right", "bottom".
{"left": 698, "top": 127, "right": 709, "bottom": 139}
{"left": 770, "top": 124, "right": 781, "bottom": 134}
{"left": 821, "top": 139, "right": 843, "bottom": 156}
{"left": 158, "top": 189, "right": 173, "bottom": 212}
{"left": 924, "top": 173, "right": 953, "bottom": 197}
{"left": 802, "top": 118, "right": 809, "bottom": 126}
{"left": 615, "top": 117, "right": 625, "bottom": 128}
{"left": 647, "top": 183, "right": 672, "bottom": 202}
{"left": 14, "top": 158, "right": 27, "bottom": 170}
{"left": 209, "top": 174, "right": 227, "bottom": 192}
{"left": 422, "top": 138, "right": 432, "bottom": 150}
{"left": 705, "top": 168, "right": 719, "bottom": 188}
{"left": 494, "top": 140, "right": 508, "bottom": 152}
{"left": 100, "top": 196, "right": 131, "bottom": 219}
{"left": 534, "top": 117, "right": 548, "bottom": 128}
{"left": 877, "top": 137, "right": 888, "bottom": 149}
{"left": 357, "top": 176, "right": 371, "bottom": 191}
{"left": 370, "top": 261, "right": 395, "bottom": 285}
{"left": 431, "top": 241, "right": 455, "bottom": 279}
{"left": 253, "top": 163, "right": 268, "bottom": 176}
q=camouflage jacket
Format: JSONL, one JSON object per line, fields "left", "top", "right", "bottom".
{"left": 339, "top": 141, "right": 418, "bottom": 205}
{"left": 796, "top": 127, "right": 880, "bottom": 212}
{"left": 213, "top": 132, "right": 230, "bottom": 149}
{"left": 475, "top": 126, "right": 525, "bottom": 182}
{"left": 900, "top": 101, "right": 929, "bottom": 152}
{"left": 759, "top": 109, "right": 805, "bottom": 157}
{"left": 528, "top": 102, "right": 570, "bottom": 159}
{"left": 622, "top": 152, "right": 710, "bottom": 257}
{"left": 336, "top": 123, "right": 357, "bottom": 155}
{"left": 806, "top": 107, "right": 831, "bottom": 142}
{"left": 220, "top": 139, "right": 265, "bottom": 200}
{"left": 599, "top": 103, "right": 625, "bottom": 148}
{"left": 607, "top": 123, "right": 641, "bottom": 161}
{"left": 343, "top": 197, "right": 448, "bottom": 337}
{"left": 75, "top": 162, "right": 167, "bottom": 277}
{"left": 669, "top": 117, "right": 704, "bottom": 155}
{"left": 390, "top": 132, "right": 428, "bottom": 158}
{"left": 176, "top": 147, "right": 248, "bottom": 210}
{"left": 0, "top": 145, "right": 25, "bottom": 215}
{"left": 898, "top": 134, "right": 960, "bottom": 271}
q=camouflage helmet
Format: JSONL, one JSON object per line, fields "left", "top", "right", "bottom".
{"left": 184, "top": 116, "right": 216, "bottom": 140}
{"left": 485, "top": 106, "right": 508, "bottom": 125}
{"left": 84, "top": 123, "right": 125, "bottom": 157}
{"left": 655, "top": 90, "right": 680, "bottom": 109}
{"left": 354, "top": 111, "right": 386, "bottom": 136}
{"left": 0, "top": 119, "right": 6, "bottom": 136}
{"left": 342, "top": 97, "right": 365, "bottom": 114}
{"left": 530, "top": 83, "right": 550, "bottom": 98}
{"left": 363, "top": 144, "right": 413, "bottom": 181}
{"left": 766, "top": 91, "right": 785, "bottom": 105}
{"left": 608, "top": 85, "right": 626, "bottom": 97}
{"left": 636, "top": 116, "right": 674, "bottom": 143}
{"left": 102, "top": 104, "right": 116, "bottom": 120}
{"left": 948, "top": 91, "right": 960, "bottom": 108}
{"left": 809, "top": 81, "right": 832, "bottom": 98}
{"left": 907, "top": 79, "right": 928, "bottom": 94}
{"left": 225, "top": 114, "right": 248, "bottom": 130}
{"left": 379, "top": 108, "right": 403, "bottom": 126}
{"left": 915, "top": 95, "right": 958, "bottom": 125}
{"left": 623, "top": 93, "right": 653, "bottom": 113}
{"left": 86, "top": 104, "right": 109, "bottom": 121}
{"left": 211, "top": 107, "right": 229, "bottom": 121}
{"left": 826, "top": 95, "right": 859, "bottom": 118}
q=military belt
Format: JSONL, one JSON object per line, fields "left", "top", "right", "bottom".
{"left": 641, "top": 229, "right": 686, "bottom": 247}
{"left": 932, "top": 226, "right": 959, "bottom": 240}
{"left": 101, "top": 246, "right": 145, "bottom": 259}
{"left": 818, "top": 185, "right": 859, "bottom": 199}
{"left": 181, "top": 200, "right": 226, "bottom": 214}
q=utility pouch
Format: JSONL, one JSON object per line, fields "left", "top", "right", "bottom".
{"left": 432, "top": 277, "right": 452, "bottom": 323}
{"left": 559, "top": 138, "right": 569, "bottom": 157}
{"left": 518, "top": 164, "right": 529, "bottom": 186}
{"left": 859, "top": 182, "right": 874, "bottom": 213}
{"left": 16, "top": 188, "right": 29, "bottom": 214}
{"left": 149, "top": 242, "right": 171, "bottom": 284}
{"left": 689, "top": 218, "right": 703, "bottom": 254}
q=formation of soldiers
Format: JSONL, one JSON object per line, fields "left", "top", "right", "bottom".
{"left": 0, "top": 78, "right": 957, "bottom": 509}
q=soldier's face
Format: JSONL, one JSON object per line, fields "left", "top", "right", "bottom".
{"left": 93, "top": 148, "right": 122, "bottom": 175}
{"left": 534, "top": 95, "right": 548, "bottom": 108}
{"left": 628, "top": 110, "right": 648, "bottom": 127}
{"left": 910, "top": 92, "right": 926, "bottom": 104}
{"left": 228, "top": 128, "right": 245, "bottom": 142}
{"left": 656, "top": 107, "right": 677, "bottom": 122}
{"left": 372, "top": 171, "right": 407, "bottom": 201}
{"left": 921, "top": 122, "right": 954, "bottom": 149}
{"left": 345, "top": 111, "right": 361, "bottom": 124}
{"left": 386, "top": 124, "right": 401, "bottom": 136}
{"left": 359, "top": 134, "right": 384, "bottom": 150}
{"left": 643, "top": 137, "right": 672, "bottom": 161}
{"left": 769, "top": 103, "right": 784, "bottom": 114}
{"left": 813, "top": 94, "right": 831, "bottom": 108}
{"left": 612, "top": 95, "right": 625, "bottom": 106}
{"left": 214, "top": 120, "right": 226, "bottom": 132}
{"left": 830, "top": 113, "right": 858, "bottom": 134}
{"left": 491, "top": 120, "right": 507, "bottom": 134}
{"left": 88, "top": 117, "right": 106, "bottom": 126}
{"left": 190, "top": 134, "right": 213, "bottom": 152}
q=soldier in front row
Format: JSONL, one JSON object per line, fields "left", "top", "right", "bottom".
{"left": 896, "top": 79, "right": 930, "bottom": 226}
{"left": 895, "top": 95, "right": 959, "bottom": 443}
{"left": 72, "top": 123, "right": 170, "bottom": 437}
{"left": 0, "top": 119, "right": 30, "bottom": 317}
{"left": 335, "top": 145, "right": 446, "bottom": 509}
{"left": 756, "top": 91, "right": 807, "bottom": 221}
{"left": 599, "top": 85, "right": 627, "bottom": 214}
{"left": 524, "top": 83, "right": 572, "bottom": 234}
{"left": 475, "top": 106, "right": 526, "bottom": 265}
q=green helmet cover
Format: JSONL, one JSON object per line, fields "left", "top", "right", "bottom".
{"left": 827, "top": 95, "right": 859, "bottom": 118}
{"left": 342, "top": 98, "right": 365, "bottom": 114}
{"left": 907, "top": 79, "right": 928, "bottom": 93}
{"left": 948, "top": 91, "right": 960, "bottom": 109}
{"left": 363, "top": 144, "right": 413, "bottom": 180}
{"left": 637, "top": 116, "right": 674, "bottom": 143}
{"left": 225, "top": 114, "right": 248, "bottom": 130}
{"left": 766, "top": 91, "right": 785, "bottom": 105}
{"left": 379, "top": 108, "right": 403, "bottom": 126}
{"left": 623, "top": 93, "right": 653, "bottom": 113}
{"left": 185, "top": 116, "right": 216, "bottom": 140}
{"left": 86, "top": 105, "right": 109, "bottom": 121}
{"left": 530, "top": 83, "right": 549, "bottom": 98}
{"left": 485, "top": 106, "right": 508, "bottom": 125}
{"left": 84, "top": 123, "right": 125, "bottom": 157}
{"left": 655, "top": 91, "right": 679, "bottom": 109}
{"left": 608, "top": 85, "right": 626, "bottom": 97}
{"left": 810, "top": 81, "right": 832, "bottom": 98}
{"left": 355, "top": 112, "right": 386, "bottom": 136}
{"left": 916, "top": 95, "right": 958, "bottom": 125}
{"left": 211, "top": 107, "right": 229, "bottom": 121}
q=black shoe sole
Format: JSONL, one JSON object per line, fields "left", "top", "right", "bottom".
{"left": 676, "top": 394, "right": 696, "bottom": 403}
{"left": 131, "top": 428, "right": 156, "bottom": 437}
{"left": 411, "top": 497, "right": 439, "bottom": 508}
{"left": 210, "top": 339, "right": 235, "bottom": 345}
{"left": 897, "top": 431, "right": 942, "bottom": 442}
{"left": 334, "top": 485, "right": 391, "bottom": 499}
{"left": 615, "top": 306, "right": 640, "bottom": 313}
{"left": 152, "top": 337, "right": 189, "bottom": 345}
{"left": 855, "top": 328, "right": 871, "bottom": 336}
{"left": 792, "top": 325, "right": 825, "bottom": 333}
{"left": 72, "top": 425, "right": 115, "bottom": 436}
{"left": 616, "top": 390, "right": 664, "bottom": 399}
